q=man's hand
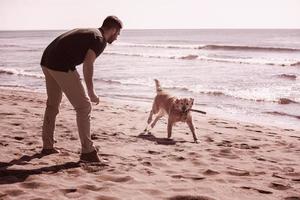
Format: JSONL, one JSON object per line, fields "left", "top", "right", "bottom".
{"left": 88, "top": 90, "right": 100, "bottom": 105}
{"left": 83, "top": 49, "right": 99, "bottom": 104}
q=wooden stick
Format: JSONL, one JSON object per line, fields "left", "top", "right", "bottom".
{"left": 189, "top": 109, "right": 206, "bottom": 115}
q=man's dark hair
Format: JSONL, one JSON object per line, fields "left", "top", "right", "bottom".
{"left": 101, "top": 16, "right": 123, "bottom": 29}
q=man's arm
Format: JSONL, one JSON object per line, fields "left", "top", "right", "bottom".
{"left": 83, "top": 49, "right": 99, "bottom": 104}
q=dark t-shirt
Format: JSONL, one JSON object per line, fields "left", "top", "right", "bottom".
{"left": 41, "top": 28, "right": 107, "bottom": 72}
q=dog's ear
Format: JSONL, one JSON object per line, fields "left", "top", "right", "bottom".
{"left": 190, "top": 98, "right": 194, "bottom": 105}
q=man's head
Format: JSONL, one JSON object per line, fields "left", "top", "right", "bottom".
{"left": 101, "top": 15, "right": 123, "bottom": 44}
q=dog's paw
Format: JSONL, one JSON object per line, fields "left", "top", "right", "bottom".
{"left": 139, "top": 132, "right": 146, "bottom": 136}
{"left": 194, "top": 139, "right": 199, "bottom": 143}
{"left": 143, "top": 129, "right": 152, "bottom": 135}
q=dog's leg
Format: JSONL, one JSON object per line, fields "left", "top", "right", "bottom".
{"left": 187, "top": 118, "right": 198, "bottom": 143}
{"left": 144, "top": 110, "right": 154, "bottom": 133}
{"left": 145, "top": 112, "right": 163, "bottom": 134}
{"left": 167, "top": 118, "right": 174, "bottom": 139}
{"left": 147, "top": 110, "right": 154, "bottom": 124}
{"left": 150, "top": 112, "right": 163, "bottom": 129}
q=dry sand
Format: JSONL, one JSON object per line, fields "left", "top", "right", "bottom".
{"left": 0, "top": 88, "right": 299, "bottom": 200}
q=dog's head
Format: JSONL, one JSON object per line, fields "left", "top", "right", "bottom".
{"left": 174, "top": 98, "right": 194, "bottom": 112}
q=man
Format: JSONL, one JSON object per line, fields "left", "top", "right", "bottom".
{"left": 40, "top": 16, "right": 122, "bottom": 162}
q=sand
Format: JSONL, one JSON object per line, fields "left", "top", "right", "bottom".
{"left": 0, "top": 88, "right": 299, "bottom": 200}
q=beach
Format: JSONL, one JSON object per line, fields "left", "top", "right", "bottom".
{"left": 0, "top": 88, "right": 299, "bottom": 200}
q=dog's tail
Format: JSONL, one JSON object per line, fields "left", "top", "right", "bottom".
{"left": 154, "top": 79, "right": 163, "bottom": 93}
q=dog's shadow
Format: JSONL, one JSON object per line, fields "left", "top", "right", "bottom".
{"left": 0, "top": 152, "right": 81, "bottom": 184}
{"left": 137, "top": 133, "right": 180, "bottom": 145}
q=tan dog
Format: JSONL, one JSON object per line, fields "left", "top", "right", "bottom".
{"left": 144, "top": 79, "right": 198, "bottom": 143}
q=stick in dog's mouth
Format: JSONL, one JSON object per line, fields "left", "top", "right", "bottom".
{"left": 188, "top": 109, "right": 206, "bottom": 115}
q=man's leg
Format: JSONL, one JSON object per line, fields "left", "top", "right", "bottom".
{"left": 41, "top": 66, "right": 62, "bottom": 151}
{"left": 46, "top": 68, "right": 96, "bottom": 154}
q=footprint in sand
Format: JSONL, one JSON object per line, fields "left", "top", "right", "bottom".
{"left": 130, "top": 126, "right": 138, "bottom": 131}
{"left": 171, "top": 174, "right": 206, "bottom": 181}
{"left": 216, "top": 140, "right": 232, "bottom": 147}
{"left": 0, "top": 112, "right": 16, "bottom": 116}
{"left": 282, "top": 167, "right": 295, "bottom": 173}
{"left": 78, "top": 184, "right": 103, "bottom": 191}
{"left": 250, "top": 138, "right": 261, "bottom": 141}
{"left": 217, "top": 121, "right": 229, "bottom": 125}
{"left": 11, "top": 122, "right": 21, "bottom": 126}
{"left": 233, "top": 143, "right": 251, "bottom": 149}
{"left": 14, "top": 136, "right": 24, "bottom": 141}
{"left": 64, "top": 129, "right": 72, "bottom": 133}
{"left": 0, "top": 141, "right": 8, "bottom": 146}
{"left": 227, "top": 170, "right": 250, "bottom": 176}
{"left": 205, "top": 136, "right": 214, "bottom": 142}
{"left": 59, "top": 188, "right": 77, "bottom": 193}
{"left": 208, "top": 121, "right": 217, "bottom": 125}
{"left": 3, "top": 189, "right": 25, "bottom": 197}
{"left": 20, "top": 181, "right": 48, "bottom": 189}
{"left": 175, "top": 148, "right": 184, "bottom": 152}
{"left": 142, "top": 161, "right": 152, "bottom": 166}
{"left": 267, "top": 132, "right": 277, "bottom": 135}
{"left": 255, "top": 157, "right": 267, "bottom": 162}
{"left": 213, "top": 148, "right": 239, "bottom": 159}
{"left": 98, "top": 174, "right": 134, "bottom": 183}
{"left": 289, "top": 135, "right": 300, "bottom": 141}
{"left": 273, "top": 172, "right": 300, "bottom": 182}
{"left": 65, "top": 168, "right": 83, "bottom": 176}
{"left": 284, "top": 197, "right": 300, "bottom": 200}
{"left": 240, "top": 186, "right": 272, "bottom": 194}
{"left": 224, "top": 126, "right": 237, "bottom": 129}
{"left": 188, "top": 151, "right": 202, "bottom": 158}
{"left": 168, "top": 195, "right": 215, "bottom": 200}
{"left": 214, "top": 131, "right": 223, "bottom": 134}
{"left": 95, "top": 195, "right": 121, "bottom": 200}
{"left": 203, "top": 169, "right": 220, "bottom": 175}
{"left": 245, "top": 129, "right": 262, "bottom": 133}
{"left": 244, "top": 125, "right": 257, "bottom": 128}
{"left": 233, "top": 143, "right": 260, "bottom": 150}
{"left": 269, "top": 181, "right": 291, "bottom": 190}
{"left": 227, "top": 167, "right": 250, "bottom": 176}
{"left": 141, "top": 188, "right": 164, "bottom": 196}
{"left": 147, "top": 150, "right": 161, "bottom": 155}
{"left": 167, "top": 154, "right": 186, "bottom": 161}
{"left": 284, "top": 129, "right": 294, "bottom": 132}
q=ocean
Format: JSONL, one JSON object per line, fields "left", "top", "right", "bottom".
{"left": 0, "top": 29, "right": 300, "bottom": 130}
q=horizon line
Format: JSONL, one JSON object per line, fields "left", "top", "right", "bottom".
{"left": 0, "top": 28, "right": 300, "bottom": 31}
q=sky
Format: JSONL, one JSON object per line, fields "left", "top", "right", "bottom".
{"left": 0, "top": 0, "right": 300, "bottom": 30}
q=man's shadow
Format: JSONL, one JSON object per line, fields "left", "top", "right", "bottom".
{"left": 0, "top": 152, "right": 81, "bottom": 184}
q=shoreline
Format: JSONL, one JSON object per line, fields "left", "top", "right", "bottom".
{"left": 0, "top": 88, "right": 299, "bottom": 199}
{"left": 1, "top": 85, "right": 299, "bottom": 132}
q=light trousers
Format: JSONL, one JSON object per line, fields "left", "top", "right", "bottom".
{"left": 42, "top": 66, "right": 95, "bottom": 153}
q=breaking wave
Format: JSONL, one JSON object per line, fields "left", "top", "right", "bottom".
{"left": 115, "top": 42, "right": 300, "bottom": 52}
{"left": 104, "top": 52, "right": 299, "bottom": 66}
{"left": 264, "top": 111, "right": 300, "bottom": 120}
{"left": 0, "top": 68, "right": 43, "bottom": 79}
